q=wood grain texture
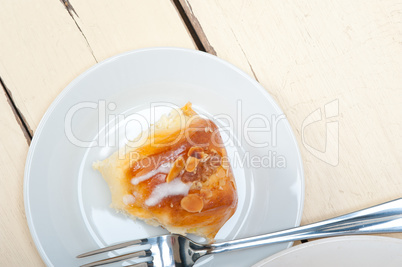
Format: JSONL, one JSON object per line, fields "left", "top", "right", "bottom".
{"left": 0, "top": 1, "right": 194, "bottom": 265}
{"left": 0, "top": 87, "right": 44, "bottom": 266}
{"left": 67, "top": 0, "right": 195, "bottom": 61}
{"left": 182, "top": 0, "right": 402, "bottom": 230}
{"left": 0, "top": 0, "right": 195, "bottom": 132}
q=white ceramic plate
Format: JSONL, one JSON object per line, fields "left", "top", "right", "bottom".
{"left": 24, "top": 47, "right": 304, "bottom": 267}
{"left": 253, "top": 236, "right": 402, "bottom": 267}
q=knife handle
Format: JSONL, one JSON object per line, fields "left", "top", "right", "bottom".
{"left": 211, "top": 198, "right": 402, "bottom": 253}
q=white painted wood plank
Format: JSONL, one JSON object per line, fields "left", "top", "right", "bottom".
{"left": 0, "top": 0, "right": 97, "bottom": 133}
{"left": 0, "top": 0, "right": 195, "bottom": 132}
{"left": 0, "top": 1, "right": 194, "bottom": 264}
{"left": 0, "top": 89, "right": 43, "bottom": 266}
{"left": 182, "top": 0, "right": 402, "bottom": 229}
{"left": 68, "top": 0, "right": 196, "bottom": 61}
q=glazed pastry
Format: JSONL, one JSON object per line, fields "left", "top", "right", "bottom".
{"left": 93, "top": 102, "right": 237, "bottom": 241}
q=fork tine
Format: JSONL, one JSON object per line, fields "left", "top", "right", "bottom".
{"left": 77, "top": 239, "right": 147, "bottom": 258}
{"left": 80, "top": 250, "right": 151, "bottom": 267}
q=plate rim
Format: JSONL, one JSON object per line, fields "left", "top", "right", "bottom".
{"left": 252, "top": 235, "right": 402, "bottom": 267}
{"left": 23, "top": 47, "right": 305, "bottom": 266}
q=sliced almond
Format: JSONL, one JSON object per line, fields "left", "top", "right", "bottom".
{"left": 181, "top": 194, "right": 204, "bottom": 213}
{"left": 200, "top": 152, "right": 209, "bottom": 162}
{"left": 188, "top": 146, "right": 204, "bottom": 159}
{"left": 191, "top": 181, "right": 203, "bottom": 190}
{"left": 166, "top": 156, "right": 185, "bottom": 183}
{"left": 185, "top": 156, "right": 200, "bottom": 172}
{"left": 200, "top": 188, "right": 212, "bottom": 199}
{"left": 216, "top": 168, "right": 226, "bottom": 178}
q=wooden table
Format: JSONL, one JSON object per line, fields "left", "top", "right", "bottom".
{"left": 0, "top": 1, "right": 401, "bottom": 266}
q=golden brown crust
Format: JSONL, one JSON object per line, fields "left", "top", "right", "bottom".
{"left": 94, "top": 102, "right": 238, "bottom": 241}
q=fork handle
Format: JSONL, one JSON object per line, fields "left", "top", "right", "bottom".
{"left": 210, "top": 198, "right": 402, "bottom": 254}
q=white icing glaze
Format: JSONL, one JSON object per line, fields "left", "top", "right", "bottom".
{"left": 145, "top": 178, "right": 191, "bottom": 206}
{"left": 131, "top": 162, "right": 172, "bottom": 185}
{"left": 122, "top": 194, "right": 136, "bottom": 205}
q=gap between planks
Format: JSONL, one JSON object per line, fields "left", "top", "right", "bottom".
{"left": 171, "top": 0, "right": 206, "bottom": 52}
{"left": 172, "top": 0, "right": 260, "bottom": 82}
{"left": 0, "top": 0, "right": 201, "bottom": 146}
{"left": 0, "top": 77, "right": 32, "bottom": 144}
{"left": 59, "top": 0, "right": 98, "bottom": 63}
{"left": 0, "top": 0, "right": 99, "bottom": 147}
{"left": 172, "top": 0, "right": 216, "bottom": 55}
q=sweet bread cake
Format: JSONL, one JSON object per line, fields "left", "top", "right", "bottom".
{"left": 93, "top": 102, "right": 238, "bottom": 241}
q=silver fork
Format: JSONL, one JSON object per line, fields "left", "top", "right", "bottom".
{"left": 77, "top": 198, "right": 402, "bottom": 267}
